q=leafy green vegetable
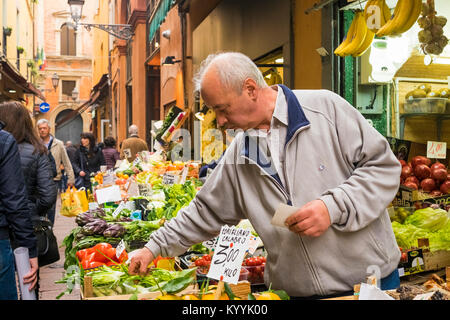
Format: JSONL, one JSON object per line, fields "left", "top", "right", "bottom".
{"left": 405, "top": 207, "right": 449, "bottom": 232}
{"left": 162, "top": 268, "right": 196, "bottom": 294}
{"left": 392, "top": 221, "right": 430, "bottom": 250}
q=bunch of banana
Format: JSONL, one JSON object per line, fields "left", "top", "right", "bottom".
{"left": 418, "top": 0, "right": 448, "bottom": 56}
{"left": 334, "top": 10, "right": 375, "bottom": 57}
{"left": 376, "top": 0, "right": 422, "bottom": 37}
{"left": 364, "top": 0, "right": 391, "bottom": 33}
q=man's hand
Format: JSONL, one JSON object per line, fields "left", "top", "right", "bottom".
{"left": 128, "top": 247, "right": 154, "bottom": 276}
{"left": 285, "top": 200, "right": 331, "bottom": 237}
{"left": 23, "top": 257, "right": 39, "bottom": 291}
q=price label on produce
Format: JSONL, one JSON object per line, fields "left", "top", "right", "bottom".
{"left": 427, "top": 141, "right": 447, "bottom": 159}
{"left": 207, "top": 225, "right": 251, "bottom": 284}
{"left": 116, "top": 239, "right": 126, "bottom": 259}
{"left": 202, "top": 237, "right": 218, "bottom": 251}
{"left": 162, "top": 173, "right": 177, "bottom": 185}
{"left": 112, "top": 201, "right": 126, "bottom": 218}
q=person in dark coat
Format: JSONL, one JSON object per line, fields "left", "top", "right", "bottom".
{"left": 0, "top": 101, "right": 57, "bottom": 298}
{"left": 102, "top": 136, "right": 120, "bottom": 170}
{"left": 72, "top": 132, "right": 106, "bottom": 191}
{"left": 0, "top": 108, "right": 40, "bottom": 300}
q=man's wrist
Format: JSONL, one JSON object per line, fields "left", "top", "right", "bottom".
{"left": 144, "top": 241, "right": 160, "bottom": 259}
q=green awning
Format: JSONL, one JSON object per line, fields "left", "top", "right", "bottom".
{"left": 149, "top": 0, "right": 174, "bottom": 42}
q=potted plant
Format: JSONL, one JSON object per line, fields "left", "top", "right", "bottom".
{"left": 3, "top": 27, "right": 12, "bottom": 36}
{"left": 17, "top": 46, "right": 24, "bottom": 54}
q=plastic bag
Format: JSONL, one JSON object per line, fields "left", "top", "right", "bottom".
{"left": 60, "top": 187, "right": 89, "bottom": 217}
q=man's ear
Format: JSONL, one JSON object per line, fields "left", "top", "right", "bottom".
{"left": 243, "top": 78, "right": 258, "bottom": 100}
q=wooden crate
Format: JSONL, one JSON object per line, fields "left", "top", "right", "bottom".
{"left": 81, "top": 277, "right": 251, "bottom": 300}
{"left": 423, "top": 250, "right": 450, "bottom": 272}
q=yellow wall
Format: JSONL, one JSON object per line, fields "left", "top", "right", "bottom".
{"left": 92, "top": 0, "right": 110, "bottom": 85}
{"left": 293, "top": 0, "right": 323, "bottom": 89}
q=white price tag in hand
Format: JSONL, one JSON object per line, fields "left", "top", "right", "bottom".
{"left": 207, "top": 225, "right": 251, "bottom": 285}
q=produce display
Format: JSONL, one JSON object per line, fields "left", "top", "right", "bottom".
{"left": 418, "top": 0, "right": 448, "bottom": 56}
{"left": 399, "top": 155, "right": 450, "bottom": 196}
{"left": 335, "top": 0, "right": 424, "bottom": 58}
{"left": 404, "top": 84, "right": 449, "bottom": 114}
{"left": 375, "top": 0, "right": 422, "bottom": 37}
{"left": 391, "top": 206, "right": 450, "bottom": 252}
{"left": 57, "top": 265, "right": 197, "bottom": 299}
{"left": 334, "top": 9, "right": 375, "bottom": 58}
{"left": 76, "top": 242, "right": 128, "bottom": 269}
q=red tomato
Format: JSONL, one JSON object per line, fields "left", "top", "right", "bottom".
{"left": 76, "top": 249, "right": 89, "bottom": 262}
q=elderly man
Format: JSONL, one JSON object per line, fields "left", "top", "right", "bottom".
{"left": 36, "top": 119, "right": 75, "bottom": 224}
{"left": 119, "top": 124, "right": 148, "bottom": 163}
{"left": 128, "top": 52, "right": 402, "bottom": 298}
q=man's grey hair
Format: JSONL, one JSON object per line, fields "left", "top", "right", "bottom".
{"left": 193, "top": 52, "right": 268, "bottom": 95}
{"left": 128, "top": 124, "right": 139, "bottom": 135}
{"left": 36, "top": 118, "right": 51, "bottom": 128}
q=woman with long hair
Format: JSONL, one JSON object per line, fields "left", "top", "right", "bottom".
{"left": 0, "top": 101, "right": 57, "bottom": 297}
{"left": 73, "top": 132, "right": 105, "bottom": 191}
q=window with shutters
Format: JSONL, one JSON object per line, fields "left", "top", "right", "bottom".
{"left": 60, "top": 23, "right": 76, "bottom": 56}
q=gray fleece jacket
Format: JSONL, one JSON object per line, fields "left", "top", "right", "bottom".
{"left": 145, "top": 85, "right": 402, "bottom": 297}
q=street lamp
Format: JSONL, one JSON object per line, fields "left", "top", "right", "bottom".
{"left": 68, "top": 0, "right": 133, "bottom": 40}
{"left": 51, "top": 73, "right": 60, "bottom": 90}
{"left": 68, "top": 0, "right": 84, "bottom": 25}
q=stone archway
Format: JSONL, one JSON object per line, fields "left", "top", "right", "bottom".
{"left": 47, "top": 104, "right": 91, "bottom": 139}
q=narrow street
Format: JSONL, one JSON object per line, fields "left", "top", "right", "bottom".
{"left": 38, "top": 196, "right": 80, "bottom": 300}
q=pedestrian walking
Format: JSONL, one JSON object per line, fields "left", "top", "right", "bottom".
{"left": 0, "top": 115, "right": 39, "bottom": 300}
{"left": 36, "top": 119, "right": 75, "bottom": 225}
{"left": 102, "top": 136, "right": 120, "bottom": 170}
{"left": 0, "top": 101, "right": 57, "bottom": 298}
{"left": 119, "top": 124, "right": 148, "bottom": 162}
{"left": 72, "top": 132, "right": 106, "bottom": 191}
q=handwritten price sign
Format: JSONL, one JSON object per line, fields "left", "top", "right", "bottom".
{"left": 207, "top": 225, "right": 251, "bottom": 284}
{"left": 427, "top": 141, "right": 447, "bottom": 159}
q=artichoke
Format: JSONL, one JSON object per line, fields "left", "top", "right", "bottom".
{"left": 81, "top": 219, "right": 108, "bottom": 236}
{"left": 75, "top": 211, "right": 96, "bottom": 226}
{"left": 103, "top": 224, "right": 126, "bottom": 238}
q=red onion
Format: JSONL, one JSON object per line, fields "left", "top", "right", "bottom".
{"left": 401, "top": 166, "right": 413, "bottom": 179}
{"left": 430, "top": 161, "right": 446, "bottom": 171}
{"left": 414, "top": 164, "right": 431, "bottom": 180}
{"left": 399, "top": 159, "right": 407, "bottom": 167}
{"left": 420, "top": 178, "right": 436, "bottom": 192}
{"left": 412, "top": 156, "right": 431, "bottom": 168}
{"left": 431, "top": 168, "right": 447, "bottom": 182}
{"left": 403, "top": 181, "right": 418, "bottom": 190}
{"left": 405, "top": 176, "right": 419, "bottom": 185}
{"left": 440, "top": 180, "right": 450, "bottom": 194}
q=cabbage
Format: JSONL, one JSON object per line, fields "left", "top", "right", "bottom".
{"left": 404, "top": 207, "right": 449, "bottom": 232}
{"left": 428, "top": 223, "right": 450, "bottom": 252}
{"left": 391, "top": 221, "right": 430, "bottom": 250}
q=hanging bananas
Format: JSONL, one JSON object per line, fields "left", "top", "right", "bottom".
{"left": 335, "top": 10, "right": 374, "bottom": 58}
{"left": 364, "top": 0, "right": 391, "bottom": 33}
{"left": 376, "top": 0, "right": 423, "bottom": 37}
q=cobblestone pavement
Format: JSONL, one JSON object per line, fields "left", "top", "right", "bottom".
{"left": 38, "top": 196, "right": 80, "bottom": 300}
